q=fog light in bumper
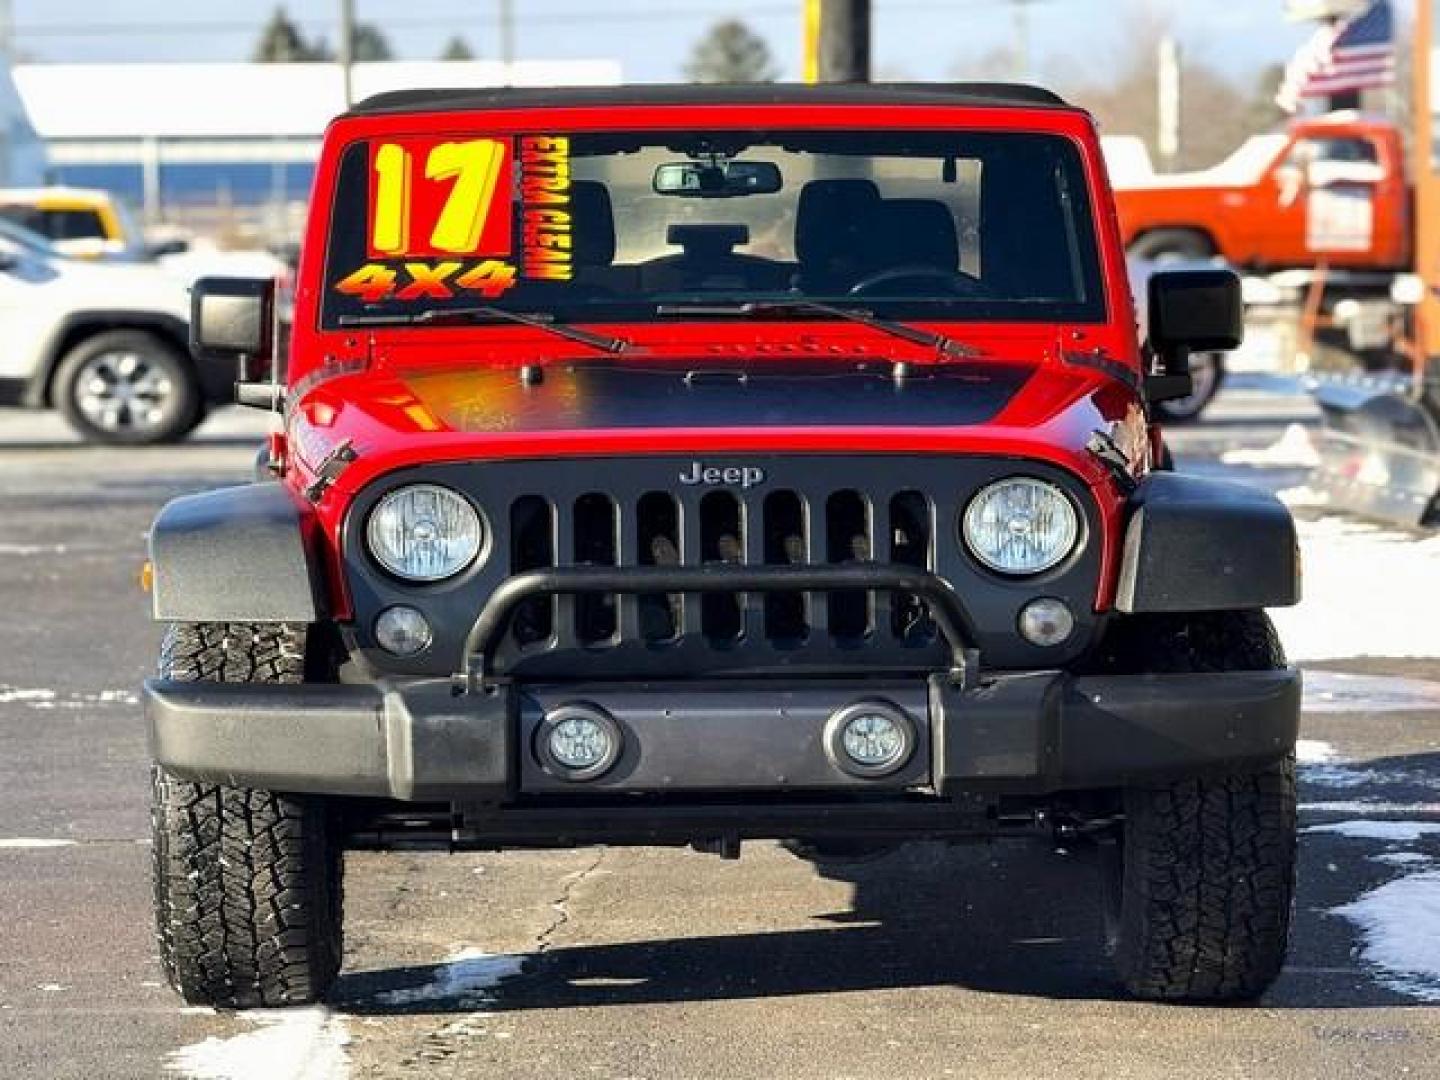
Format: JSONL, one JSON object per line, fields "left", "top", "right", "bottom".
{"left": 1018, "top": 597, "right": 1075, "bottom": 647}
{"left": 536, "top": 703, "right": 623, "bottom": 781}
{"left": 824, "top": 700, "right": 915, "bottom": 778}
{"left": 375, "top": 605, "right": 433, "bottom": 656}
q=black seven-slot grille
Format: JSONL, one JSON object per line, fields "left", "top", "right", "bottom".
{"left": 506, "top": 486, "right": 937, "bottom": 650}
{"left": 342, "top": 455, "right": 1105, "bottom": 679}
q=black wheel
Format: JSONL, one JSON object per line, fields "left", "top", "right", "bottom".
{"left": 1128, "top": 229, "right": 1217, "bottom": 264}
{"left": 151, "top": 623, "right": 343, "bottom": 1008}
{"left": 1153, "top": 351, "right": 1225, "bottom": 423}
{"left": 1096, "top": 611, "right": 1297, "bottom": 1002}
{"left": 53, "top": 329, "right": 201, "bottom": 445}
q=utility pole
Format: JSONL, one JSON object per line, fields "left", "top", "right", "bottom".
{"left": 1157, "top": 35, "right": 1182, "bottom": 169}
{"left": 0, "top": 0, "right": 13, "bottom": 63}
{"left": 1010, "top": 0, "right": 1044, "bottom": 82}
{"left": 338, "top": 0, "right": 355, "bottom": 108}
{"left": 805, "top": 0, "right": 869, "bottom": 84}
{"left": 499, "top": 0, "right": 515, "bottom": 85}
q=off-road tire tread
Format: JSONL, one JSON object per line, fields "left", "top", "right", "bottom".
{"left": 151, "top": 623, "right": 342, "bottom": 1008}
{"left": 1106, "top": 611, "right": 1297, "bottom": 1002}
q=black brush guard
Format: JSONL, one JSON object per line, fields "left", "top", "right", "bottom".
{"left": 456, "top": 562, "right": 979, "bottom": 692}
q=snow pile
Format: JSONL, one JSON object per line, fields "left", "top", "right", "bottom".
{"left": 375, "top": 947, "right": 526, "bottom": 1008}
{"left": 1270, "top": 517, "right": 1440, "bottom": 661}
{"left": 1332, "top": 871, "right": 1440, "bottom": 1002}
{"left": 1220, "top": 423, "right": 1321, "bottom": 467}
{"left": 166, "top": 1008, "right": 350, "bottom": 1080}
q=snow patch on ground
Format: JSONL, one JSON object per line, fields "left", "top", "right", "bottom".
{"left": 1306, "top": 821, "right": 1440, "bottom": 843}
{"left": 1278, "top": 484, "right": 1330, "bottom": 509}
{"left": 0, "top": 685, "right": 138, "bottom": 710}
{"left": 1297, "top": 738, "right": 1440, "bottom": 792}
{"left": 1374, "top": 851, "right": 1434, "bottom": 867}
{"left": 1302, "top": 800, "right": 1440, "bottom": 814}
{"left": 1332, "top": 871, "right": 1440, "bottom": 1002}
{"left": 1270, "top": 517, "right": 1440, "bottom": 662}
{"left": 166, "top": 1007, "right": 350, "bottom": 1080}
{"left": 0, "top": 542, "right": 69, "bottom": 556}
{"left": 0, "top": 838, "right": 76, "bottom": 849}
{"left": 1221, "top": 423, "right": 1320, "bottom": 467}
{"left": 374, "top": 947, "right": 527, "bottom": 1008}
{"left": 1303, "top": 671, "right": 1440, "bottom": 714}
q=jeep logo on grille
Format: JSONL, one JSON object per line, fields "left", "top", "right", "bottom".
{"left": 678, "top": 461, "right": 767, "bottom": 489}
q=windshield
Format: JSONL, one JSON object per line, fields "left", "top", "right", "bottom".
{"left": 320, "top": 128, "right": 1105, "bottom": 329}
{"left": 0, "top": 213, "right": 61, "bottom": 258}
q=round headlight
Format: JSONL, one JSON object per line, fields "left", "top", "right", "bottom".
{"left": 367, "top": 484, "right": 483, "bottom": 582}
{"left": 963, "top": 478, "right": 1079, "bottom": 575}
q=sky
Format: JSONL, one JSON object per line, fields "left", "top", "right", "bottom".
{"left": 5, "top": 1, "right": 1342, "bottom": 83}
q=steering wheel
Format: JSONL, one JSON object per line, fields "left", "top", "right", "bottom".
{"left": 848, "top": 265, "right": 986, "bottom": 298}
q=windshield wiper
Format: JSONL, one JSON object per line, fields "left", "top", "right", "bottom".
{"left": 338, "top": 305, "right": 630, "bottom": 354}
{"left": 655, "top": 299, "right": 978, "bottom": 359}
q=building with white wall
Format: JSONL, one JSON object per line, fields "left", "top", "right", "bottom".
{"left": 12, "top": 59, "right": 621, "bottom": 233}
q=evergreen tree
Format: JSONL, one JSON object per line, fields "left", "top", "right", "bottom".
{"left": 253, "top": 6, "right": 326, "bottom": 62}
{"left": 683, "top": 20, "right": 778, "bottom": 84}
{"left": 351, "top": 24, "right": 394, "bottom": 63}
{"left": 440, "top": 35, "right": 475, "bottom": 61}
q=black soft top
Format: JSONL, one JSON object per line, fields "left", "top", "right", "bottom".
{"left": 346, "top": 82, "right": 1074, "bottom": 118}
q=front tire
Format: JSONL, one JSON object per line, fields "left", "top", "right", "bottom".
{"left": 54, "top": 329, "right": 201, "bottom": 445}
{"left": 1099, "top": 612, "right": 1297, "bottom": 1002}
{"left": 151, "top": 623, "right": 342, "bottom": 1008}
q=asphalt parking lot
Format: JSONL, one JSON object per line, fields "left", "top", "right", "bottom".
{"left": 3, "top": 384, "right": 1440, "bottom": 1079}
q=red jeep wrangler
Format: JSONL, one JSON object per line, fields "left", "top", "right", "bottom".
{"left": 144, "top": 85, "right": 1301, "bottom": 1008}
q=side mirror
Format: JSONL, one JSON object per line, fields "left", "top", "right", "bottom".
{"left": 1145, "top": 269, "right": 1242, "bottom": 403}
{"left": 191, "top": 276, "right": 276, "bottom": 390}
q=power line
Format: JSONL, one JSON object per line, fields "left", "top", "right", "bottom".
{"left": 9, "top": 0, "right": 1012, "bottom": 41}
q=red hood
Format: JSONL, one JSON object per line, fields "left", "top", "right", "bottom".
{"left": 285, "top": 324, "right": 1147, "bottom": 507}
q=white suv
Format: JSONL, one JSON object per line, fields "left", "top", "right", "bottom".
{"left": 0, "top": 216, "right": 223, "bottom": 444}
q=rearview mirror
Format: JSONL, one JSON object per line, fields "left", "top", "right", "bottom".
{"left": 190, "top": 276, "right": 276, "bottom": 392}
{"left": 653, "top": 160, "right": 783, "bottom": 198}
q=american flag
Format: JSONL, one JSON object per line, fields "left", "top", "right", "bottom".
{"left": 1277, "top": 0, "right": 1395, "bottom": 112}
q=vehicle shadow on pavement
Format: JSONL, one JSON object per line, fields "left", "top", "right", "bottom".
{"left": 335, "top": 833, "right": 1420, "bottom": 1013}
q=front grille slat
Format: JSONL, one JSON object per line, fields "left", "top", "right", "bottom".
{"left": 825, "top": 490, "right": 872, "bottom": 641}
{"left": 637, "top": 492, "right": 682, "bottom": 643}
{"left": 572, "top": 493, "right": 620, "bottom": 645}
{"left": 700, "top": 490, "right": 744, "bottom": 643}
{"left": 763, "top": 490, "right": 809, "bottom": 644}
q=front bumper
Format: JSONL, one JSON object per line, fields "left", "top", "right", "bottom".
{"left": 145, "top": 667, "right": 1300, "bottom": 802}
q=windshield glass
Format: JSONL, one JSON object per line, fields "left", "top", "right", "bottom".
{"left": 0, "top": 213, "right": 61, "bottom": 258}
{"left": 320, "top": 128, "right": 1105, "bottom": 328}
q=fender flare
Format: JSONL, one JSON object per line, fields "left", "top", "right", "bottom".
{"left": 1116, "top": 472, "right": 1300, "bottom": 614}
{"left": 149, "top": 482, "right": 325, "bottom": 623}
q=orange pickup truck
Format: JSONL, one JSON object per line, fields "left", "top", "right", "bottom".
{"left": 1113, "top": 113, "right": 1410, "bottom": 272}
